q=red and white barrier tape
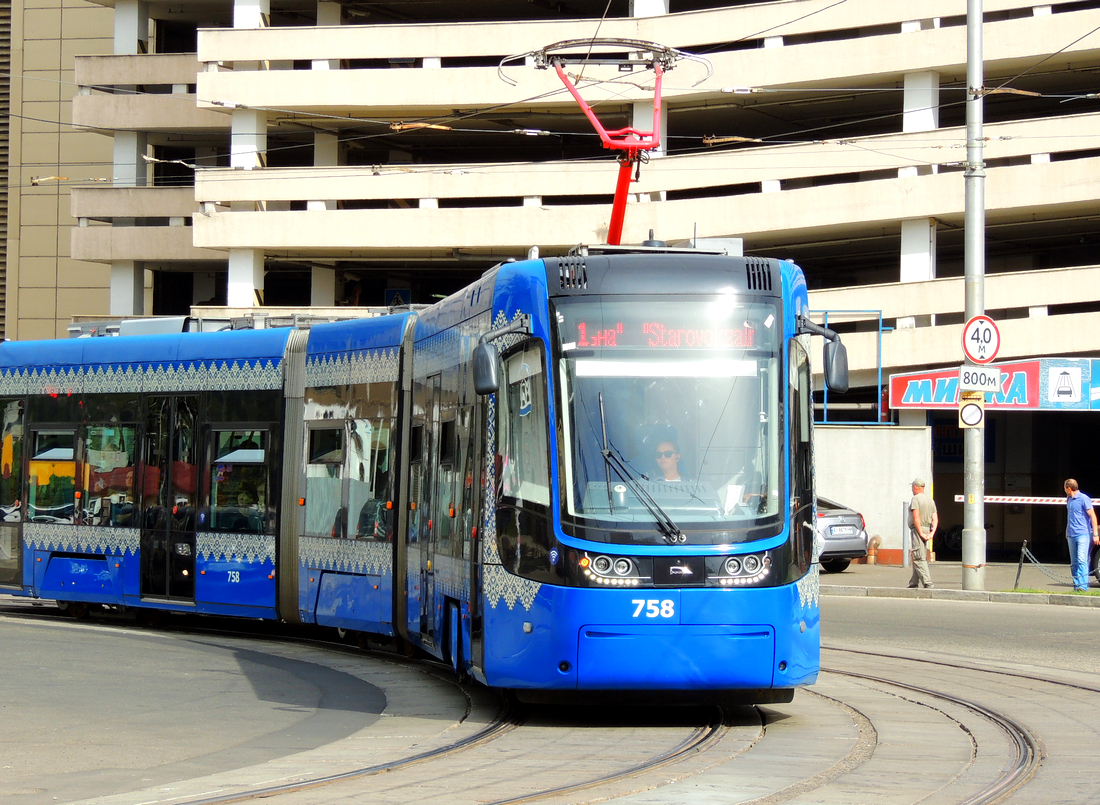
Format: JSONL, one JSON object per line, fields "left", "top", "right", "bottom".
{"left": 952, "top": 494, "right": 1095, "bottom": 506}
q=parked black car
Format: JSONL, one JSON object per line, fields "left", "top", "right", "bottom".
{"left": 816, "top": 496, "right": 870, "bottom": 573}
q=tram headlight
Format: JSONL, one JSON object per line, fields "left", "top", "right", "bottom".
{"left": 592, "top": 555, "right": 613, "bottom": 575}
{"left": 742, "top": 554, "right": 762, "bottom": 574}
{"left": 724, "top": 557, "right": 742, "bottom": 576}
{"left": 613, "top": 558, "right": 633, "bottom": 576}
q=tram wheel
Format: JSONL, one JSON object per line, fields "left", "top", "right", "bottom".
{"left": 63, "top": 601, "right": 90, "bottom": 620}
{"left": 138, "top": 609, "right": 166, "bottom": 627}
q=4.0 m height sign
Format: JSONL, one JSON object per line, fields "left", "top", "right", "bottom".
{"left": 962, "top": 315, "right": 1000, "bottom": 365}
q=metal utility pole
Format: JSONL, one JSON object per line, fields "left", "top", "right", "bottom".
{"left": 962, "top": 0, "right": 987, "bottom": 590}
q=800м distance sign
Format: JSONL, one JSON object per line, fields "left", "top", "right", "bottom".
{"left": 958, "top": 365, "right": 1002, "bottom": 393}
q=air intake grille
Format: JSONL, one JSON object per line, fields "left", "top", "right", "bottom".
{"left": 746, "top": 258, "right": 773, "bottom": 291}
{"left": 559, "top": 256, "right": 588, "bottom": 290}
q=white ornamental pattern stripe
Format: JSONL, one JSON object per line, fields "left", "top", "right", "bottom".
{"left": 432, "top": 554, "right": 471, "bottom": 599}
{"left": 797, "top": 564, "right": 820, "bottom": 610}
{"left": 299, "top": 536, "right": 393, "bottom": 576}
{"left": 483, "top": 564, "right": 541, "bottom": 611}
{"left": 25, "top": 523, "right": 140, "bottom": 556}
{"left": 197, "top": 532, "right": 276, "bottom": 564}
{"left": 0, "top": 359, "right": 283, "bottom": 396}
{"left": 305, "top": 349, "right": 399, "bottom": 388}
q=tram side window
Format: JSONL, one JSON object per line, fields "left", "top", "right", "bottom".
{"left": 789, "top": 341, "right": 814, "bottom": 569}
{"left": 497, "top": 342, "right": 551, "bottom": 508}
{"left": 306, "top": 427, "right": 344, "bottom": 538}
{"left": 28, "top": 431, "right": 76, "bottom": 524}
{"left": 208, "top": 430, "right": 268, "bottom": 534}
{"left": 789, "top": 342, "right": 812, "bottom": 501}
{"left": 82, "top": 425, "right": 137, "bottom": 527}
{"left": 436, "top": 418, "right": 456, "bottom": 551}
{"left": 0, "top": 400, "right": 24, "bottom": 586}
{"left": 348, "top": 419, "right": 392, "bottom": 540}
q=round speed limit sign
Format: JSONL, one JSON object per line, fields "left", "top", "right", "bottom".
{"left": 962, "top": 315, "right": 1000, "bottom": 364}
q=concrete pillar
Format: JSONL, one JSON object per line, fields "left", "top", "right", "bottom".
{"left": 111, "top": 262, "right": 144, "bottom": 316}
{"left": 903, "top": 71, "right": 940, "bottom": 133}
{"left": 898, "top": 218, "right": 936, "bottom": 329}
{"left": 313, "top": 1, "right": 340, "bottom": 70}
{"left": 113, "top": 0, "right": 149, "bottom": 54}
{"left": 234, "top": 0, "right": 269, "bottom": 30}
{"left": 113, "top": 131, "right": 147, "bottom": 188}
{"left": 231, "top": 109, "right": 267, "bottom": 170}
{"left": 311, "top": 267, "right": 336, "bottom": 306}
{"left": 228, "top": 249, "right": 264, "bottom": 307}
{"left": 629, "top": 0, "right": 668, "bottom": 15}
{"left": 899, "top": 71, "right": 940, "bottom": 178}
{"left": 898, "top": 410, "right": 927, "bottom": 427}
{"left": 631, "top": 0, "right": 668, "bottom": 203}
{"left": 308, "top": 132, "right": 339, "bottom": 211}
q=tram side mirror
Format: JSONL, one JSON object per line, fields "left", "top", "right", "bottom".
{"left": 824, "top": 339, "right": 849, "bottom": 393}
{"left": 473, "top": 342, "right": 500, "bottom": 395}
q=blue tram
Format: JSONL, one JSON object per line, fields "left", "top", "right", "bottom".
{"left": 0, "top": 245, "right": 846, "bottom": 702}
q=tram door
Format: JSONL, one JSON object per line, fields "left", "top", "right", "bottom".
{"left": 419, "top": 374, "right": 442, "bottom": 645}
{"left": 0, "top": 400, "right": 24, "bottom": 589}
{"left": 141, "top": 396, "right": 199, "bottom": 601}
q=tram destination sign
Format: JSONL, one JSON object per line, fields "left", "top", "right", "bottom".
{"left": 958, "top": 365, "right": 1002, "bottom": 393}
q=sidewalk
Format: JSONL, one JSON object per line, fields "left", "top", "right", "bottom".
{"left": 820, "top": 560, "right": 1100, "bottom": 607}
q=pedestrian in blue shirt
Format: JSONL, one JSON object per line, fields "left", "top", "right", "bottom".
{"left": 1064, "top": 478, "right": 1098, "bottom": 592}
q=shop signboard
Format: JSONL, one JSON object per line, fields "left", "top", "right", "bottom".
{"left": 889, "top": 357, "right": 1098, "bottom": 411}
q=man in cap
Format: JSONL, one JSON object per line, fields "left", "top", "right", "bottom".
{"left": 908, "top": 478, "right": 937, "bottom": 589}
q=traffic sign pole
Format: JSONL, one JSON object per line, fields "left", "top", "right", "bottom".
{"left": 962, "top": 0, "right": 987, "bottom": 592}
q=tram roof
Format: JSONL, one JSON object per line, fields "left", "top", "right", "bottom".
{"left": 0, "top": 327, "right": 293, "bottom": 371}
{"left": 305, "top": 311, "right": 414, "bottom": 357}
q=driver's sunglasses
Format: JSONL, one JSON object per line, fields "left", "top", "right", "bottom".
{"left": 655, "top": 450, "right": 677, "bottom": 458}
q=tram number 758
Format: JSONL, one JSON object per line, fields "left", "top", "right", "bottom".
{"left": 632, "top": 599, "right": 675, "bottom": 619}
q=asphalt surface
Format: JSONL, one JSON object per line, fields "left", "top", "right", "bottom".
{"left": 819, "top": 558, "right": 1100, "bottom": 606}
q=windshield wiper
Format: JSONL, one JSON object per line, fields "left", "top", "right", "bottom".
{"left": 602, "top": 446, "right": 687, "bottom": 545}
{"left": 595, "top": 392, "right": 685, "bottom": 544}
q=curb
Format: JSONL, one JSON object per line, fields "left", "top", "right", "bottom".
{"left": 821, "top": 585, "right": 1100, "bottom": 607}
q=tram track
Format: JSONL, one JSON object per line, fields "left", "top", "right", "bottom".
{"left": 0, "top": 604, "right": 1073, "bottom": 804}
{"left": 821, "top": 666, "right": 1042, "bottom": 805}
{"left": 0, "top": 605, "right": 761, "bottom": 805}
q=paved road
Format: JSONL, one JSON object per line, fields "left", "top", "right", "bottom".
{"left": 2, "top": 587, "right": 1098, "bottom": 804}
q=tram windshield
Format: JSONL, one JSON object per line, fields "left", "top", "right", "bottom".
{"left": 554, "top": 295, "right": 782, "bottom": 545}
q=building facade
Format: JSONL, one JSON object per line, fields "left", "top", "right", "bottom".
{"left": 8, "top": 0, "right": 1100, "bottom": 559}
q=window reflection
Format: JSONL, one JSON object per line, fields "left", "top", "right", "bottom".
{"left": 83, "top": 425, "right": 136, "bottom": 527}
{"left": 28, "top": 430, "right": 76, "bottom": 523}
{"left": 348, "top": 419, "right": 392, "bottom": 540}
{"left": 306, "top": 427, "right": 344, "bottom": 537}
{"left": 208, "top": 430, "right": 268, "bottom": 534}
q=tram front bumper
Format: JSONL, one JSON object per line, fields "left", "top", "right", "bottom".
{"left": 577, "top": 623, "right": 775, "bottom": 689}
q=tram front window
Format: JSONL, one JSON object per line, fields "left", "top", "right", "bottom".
{"left": 554, "top": 297, "right": 781, "bottom": 545}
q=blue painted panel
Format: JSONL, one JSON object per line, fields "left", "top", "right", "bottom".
{"left": 483, "top": 583, "right": 814, "bottom": 690}
{"left": 306, "top": 313, "right": 412, "bottom": 357}
{"left": 173, "top": 328, "right": 291, "bottom": 363}
{"left": 314, "top": 571, "right": 384, "bottom": 631}
{"left": 578, "top": 624, "right": 775, "bottom": 689}
{"left": 195, "top": 601, "right": 277, "bottom": 619}
{"left": 0, "top": 339, "right": 86, "bottom": 370}
{"left": 196, "top": 556, "right": 275, "bottom": 609}
{"left": 38, "top": 552, "right": 124, "bottom": 603}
